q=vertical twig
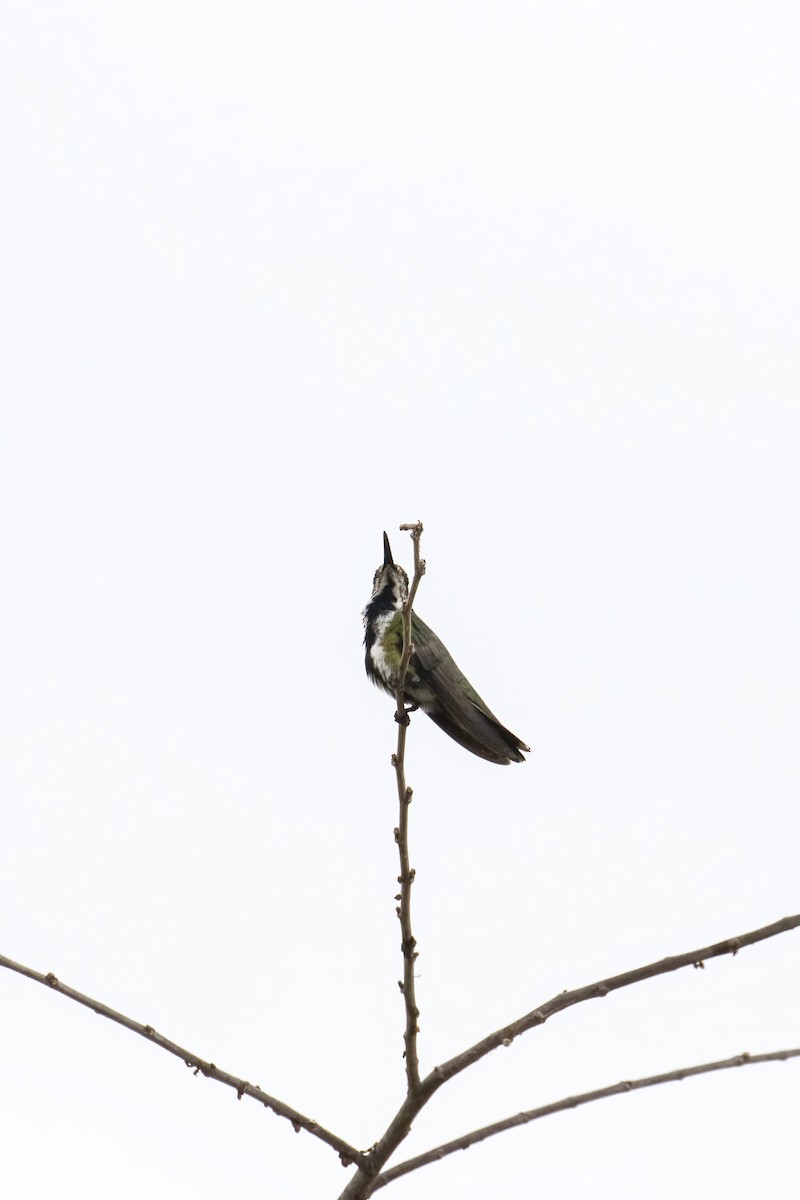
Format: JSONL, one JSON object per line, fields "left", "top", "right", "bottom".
{"left": 392, "top": 522, "right": 425, "bottom": 1096}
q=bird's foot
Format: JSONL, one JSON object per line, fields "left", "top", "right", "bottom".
{"left": 394, "top": 702, "right": 419, "bottom": 726}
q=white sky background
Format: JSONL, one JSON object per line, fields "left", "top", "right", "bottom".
{"left": 2, "top": 2, "right": 799, "bottom": 1196}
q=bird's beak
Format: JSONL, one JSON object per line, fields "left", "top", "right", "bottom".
{"left": 383, "top": 531, "right": 394, "bottom": 566}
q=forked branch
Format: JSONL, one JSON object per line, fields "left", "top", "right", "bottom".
{"left": 338, "top": 912, "right": 800, "bottom": 1198}
{"left": 3, "top": 521, "right": 798, "bottom": 1198}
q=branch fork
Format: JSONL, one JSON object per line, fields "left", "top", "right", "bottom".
{"left": 2, "top": 522, "right": 798, "bottom": 1197}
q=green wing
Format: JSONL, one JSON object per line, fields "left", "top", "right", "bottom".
{"left": 410, "top": 614, "right": 528, "bottom": 764}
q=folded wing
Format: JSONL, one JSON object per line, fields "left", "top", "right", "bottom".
{"left": 410, "top": 615, "right": 529, "bottom": 764}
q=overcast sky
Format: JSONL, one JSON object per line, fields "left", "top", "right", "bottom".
{"left": 2, "top": 3, "right": 799, "bottom": 1197}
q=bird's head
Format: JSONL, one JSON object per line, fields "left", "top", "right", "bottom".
{"left": 365, "top": 532, "right": 409, "bottom": 616}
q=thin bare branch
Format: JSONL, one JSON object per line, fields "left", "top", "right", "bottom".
{"left": 0, "top": 952, "right": 365, "bottom": 1170}
{"left": 373, "top": 1047, "right": 800, "bottom": 1188}
{"left": 392, "top": 520, "right": 425, "bottom": 1096}
{"left": 429, "top": 912, "right": 800, "bottom": 1090}
{"left": 338, "top": 912, "right": 800, "bottom": 1198}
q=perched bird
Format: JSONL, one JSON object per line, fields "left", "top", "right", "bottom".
{"left": 363, "top": 533, "right": 529, "bottom": 764}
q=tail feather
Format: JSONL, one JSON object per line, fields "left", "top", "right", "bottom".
{"left": 425, "top": 704, "right": 528, "bottom": 764}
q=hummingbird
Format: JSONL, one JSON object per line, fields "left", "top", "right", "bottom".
{"left": 363, "top": 533, "right": 529, "bottom": 764}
